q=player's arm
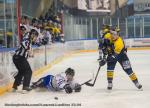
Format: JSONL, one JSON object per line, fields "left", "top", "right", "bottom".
{"left": 98, "top": 36, "right": 105, "bottom": 61}
{"left": 102, "top": 33, "right": 113, "bottom": 56}
{"left": 28, "top": 47, "right": 34, "bottom": 57}
{"left": 54, "top": 73, "right": 73, "bottom": 94}
{"left": 110, "top": 37, "right": 125, "bottom": 61}
{"left": 99, "top": 33, "right": 112, "bottom": 66}
{"left": 21, "top": 40, "right": 30, "bottom": 50}
{"left": 113, "top": 37, "right": 124, "bottom": 54}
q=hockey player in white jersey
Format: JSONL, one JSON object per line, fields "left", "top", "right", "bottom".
{"left": 31, "top": 68, "right": 81, "bottom": 93}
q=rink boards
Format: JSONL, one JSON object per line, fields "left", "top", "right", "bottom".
{"left": 0, "top": 38, "right": 150, "bottom": 95}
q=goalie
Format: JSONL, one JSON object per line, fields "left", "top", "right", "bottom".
{"left": 31, "top": 68, "right": 81, "bottom": 93}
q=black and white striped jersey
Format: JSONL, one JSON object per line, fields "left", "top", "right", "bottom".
{"left": 15, "top": 38, "right": 31, "bottom": 58}
{"left": 22, "top": 32, "right": 30, "bottom": 41}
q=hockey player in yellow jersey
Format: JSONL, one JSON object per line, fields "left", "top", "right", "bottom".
{"left": 99, "top": 26, "right": 142, "bottom": 90}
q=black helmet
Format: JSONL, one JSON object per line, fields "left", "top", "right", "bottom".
{"left": 32, "top": 18, "right": 38, "bottom": 24}
{"left": 65, "top": 68, "right": 75, "bottom": 76}
{"left": 20, "top": 26, "right": 26, "bottom": 31}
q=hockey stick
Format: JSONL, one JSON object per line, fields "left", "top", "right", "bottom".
{"left": 84, "top": 65, "right": 101, "bottom": 87}
{"left": 74, "top": 79, "right": 93, "bottom": 90}
{"left": 80, "top": 79, "right": 93, "bottom": 86}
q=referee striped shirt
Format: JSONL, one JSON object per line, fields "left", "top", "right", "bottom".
{"left": 15, "top": 38, "right": 31, "bottom": 59}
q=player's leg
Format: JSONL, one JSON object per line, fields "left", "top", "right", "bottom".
{"left": 31, "top": 78, "right": 45, "bottom": 89}
{"left": 31, "top": 75, "right": 54, "bottom": 89}
{"left": 118, "top": 53, "right": 142, "bottom": 90}
{"left": 107, "top": 55, "right": 117, "bottom": 90}
{"left": 22, "top": 59, "right": 32, "bottom": 91}
{"left": 12, "top": 72, "right": 23, "bottom": 90}
{"left": 12, "top": 56, "right": 24, "bottom": 91}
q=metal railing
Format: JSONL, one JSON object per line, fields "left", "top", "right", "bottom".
{"left": 0, "top": 0, "right": 16, "bottom": 48}
{"left": 63, "top": 13, "right": 150, "bottom": 41}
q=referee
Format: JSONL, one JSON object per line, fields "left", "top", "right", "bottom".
{"left": 12, "top": 29, "right": 38, "bottom": 93}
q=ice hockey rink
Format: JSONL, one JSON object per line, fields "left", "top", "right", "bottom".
{"left": 1, "top": 50, "right": 150, "bottom": 108}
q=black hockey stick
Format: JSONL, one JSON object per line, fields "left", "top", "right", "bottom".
{"left": 73, "top": 79, "right": 92, "bottom": 90}
{"left": 84, "top": 65, "right": 101, "bottom": 87}
{"left": 80, "top": 79, "right": 93, "bottom": 86}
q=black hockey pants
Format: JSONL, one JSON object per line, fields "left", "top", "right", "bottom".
{"left": 12, "top": 54, "right": 32, "bottom": 89}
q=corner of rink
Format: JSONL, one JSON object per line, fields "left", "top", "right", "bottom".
{"left": 0, "top": 49, "right": 96, "bottom": 96}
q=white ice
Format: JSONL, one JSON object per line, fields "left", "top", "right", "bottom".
{"left": 1, "top": 50, "right": 150, "bottom": 108}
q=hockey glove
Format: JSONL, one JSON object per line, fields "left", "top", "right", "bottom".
{"left": 99, "top": 56, "right": 107, "bottom": 66}
{"left": 98, "top": 50, "right": 103, "bottom": 61}
{"left": 64, "top": 84, "right": 73, "bottom": 94}
{"left": 74, "top": 83, "right": 82, "bottom": 92}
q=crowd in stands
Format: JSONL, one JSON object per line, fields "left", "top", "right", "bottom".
{"left": 20, "top": 10, "right": 64, "bottom": 46}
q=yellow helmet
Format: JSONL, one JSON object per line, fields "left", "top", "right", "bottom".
{"left": 115, "top": 26, "right": 120, "bottom": 32}
{"left": 102, "top": 24, "right": 110, "bottom": 33}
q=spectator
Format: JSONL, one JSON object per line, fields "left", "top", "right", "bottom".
{"left": 18, "top": 8, "right": 64, "bottom": 46}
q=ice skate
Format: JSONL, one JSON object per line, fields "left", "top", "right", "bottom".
{"left": 107, "top": 83, "right": 113, "bottom": 90}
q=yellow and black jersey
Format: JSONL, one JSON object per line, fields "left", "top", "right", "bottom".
{"left": 102, "top": 32, "right": 125, "bottom": 55}
{"left": 113, "top": 36, "right": 124, "bottom": 54}
{"left": 102, "top": 32, "right": 113, "bottom": 44}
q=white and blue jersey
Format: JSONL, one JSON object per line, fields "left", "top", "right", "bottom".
{"left": 43, "top": 72, "right": 76, "bottom": 91}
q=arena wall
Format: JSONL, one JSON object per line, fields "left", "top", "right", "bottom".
{"left": 0, "top": 38, "right": 150, "bottom": 95}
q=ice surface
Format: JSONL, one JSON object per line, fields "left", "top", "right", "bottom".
{"left": 1, "top": 50, "right": 150, "bottom": 108}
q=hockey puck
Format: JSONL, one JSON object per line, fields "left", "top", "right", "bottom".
{"left": 54, "top": 97, "right": 58, "bottom": 100}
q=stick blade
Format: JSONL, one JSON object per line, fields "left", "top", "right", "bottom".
{"left": 84, "top": 82, "right": 94, "bottom": 87}
{"left": 80, "top": 79, "right": 92, "bottom": 85}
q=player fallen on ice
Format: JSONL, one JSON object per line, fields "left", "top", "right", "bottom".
{"left": 31, "top": 68, "right": 82, "bottom": 93}
{"left": 99, "top": 25, "right": 143, "bottom": 90}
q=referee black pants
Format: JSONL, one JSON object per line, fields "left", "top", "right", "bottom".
{"left": 12, "top": 55, "right": 32, "bottom": 89}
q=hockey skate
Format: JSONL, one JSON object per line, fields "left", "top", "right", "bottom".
{"left": 11, "top": 84, "right": 18, "bottom": 93}
{"left": 30, "top": 82, "right": 38, "bottom": 89}
{"left": 11, "top": 88, "right": 17, "bottom": 93}
{"left": 30, "top": 78, "right": 44, "bottom": 89}
{"left": 21, "top": 87, "right": 32, "bottom": 94}
{"left": 135, "top": 82, "right": 143, "bottom": 91}
{"left": 107, "top": 83, "right": 113, "bottom": 90}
